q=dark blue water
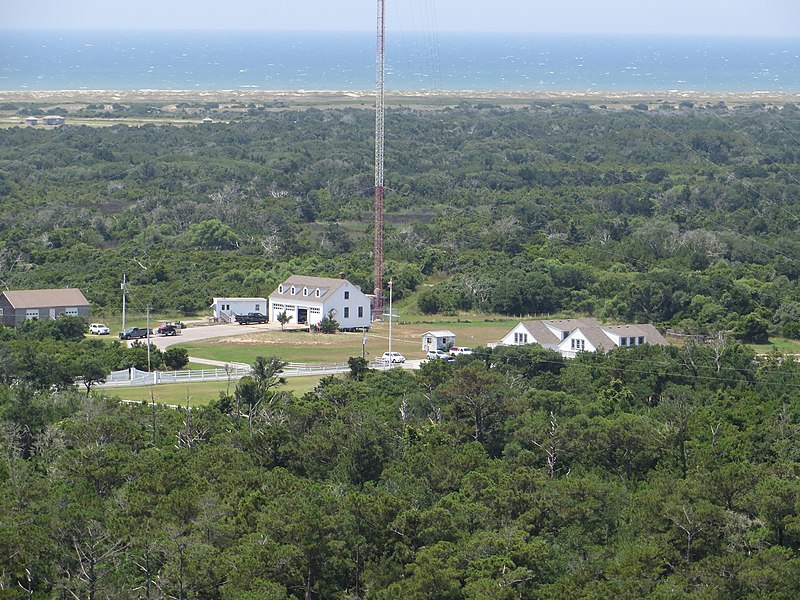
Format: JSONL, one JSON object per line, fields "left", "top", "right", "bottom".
{"left": 1, "top": 30, "right": 799, "bottom": 92}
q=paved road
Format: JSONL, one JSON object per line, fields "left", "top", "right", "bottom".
{"left": 134, "top": 322, "right": 282, "bottom": 351}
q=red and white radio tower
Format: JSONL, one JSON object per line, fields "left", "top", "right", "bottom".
{"left": 373, "top": 0, "right": 386, "bottom": 319}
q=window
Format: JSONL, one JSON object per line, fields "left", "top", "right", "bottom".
{"left": 303, "top": 288, "right": 308, "bottom": 296}
{"left": 620, "top": 337, "right": 627, "bottom": 346}
{"left": 25, "top": 309, "right": 39, "bottom": 320}
{"left": 358, "top": 306, "right": 363, "bottom": 318}
{"left": 65, "top": 307, "right": 78, "bottom": 316}
{"left": 0, "top": 308, "right": 3, "bottom": 315}
{"left": 255, "top": 304, "right": 260, "bottom": 311}
{"left": 572, "top": 338, "right": 585, "bottom": 351}
{"left": 290, "top": 286, "right": 296, "bottom": 295}
{"left": 315, "top": 289, "right": 320, "bottom": 297}
{"left": 344, "top": 307, "right": 350, "bottom": 318}
{"left": 638, "top": 336, "right": 645, "bottom": 345}
{"left": 278, "top": 285, "right": 284, "bottom": 293}
{"left": 514, "top": 332, "right": 528, "bottom": 344}
{"left": 344, "top": 291, "right": 350, "bottom": 300}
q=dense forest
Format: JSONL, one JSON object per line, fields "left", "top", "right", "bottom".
{"left": 1, "top": 100, "right": 799, "bottom": 340}
{"left": 1, "top": 99, "right": 800, "bottom": 598}
{"left": 1, "top": 340, "right": 800, "bottom": 598}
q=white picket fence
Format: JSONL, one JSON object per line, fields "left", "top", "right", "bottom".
{"left": 97, "top": 362, "right": 357, "bottom": 388}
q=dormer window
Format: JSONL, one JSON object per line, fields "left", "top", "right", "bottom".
{"left": 290, "top": 286, "right": 296, "bottom": 295}
{"left": 278, "top": 285, "right": 284, "bottom": 293}
{"left": 315, "top": 288, "right": 320, "bottom": 297}
{"left": 303, "top": 287, "right": 308, "bottom": 296}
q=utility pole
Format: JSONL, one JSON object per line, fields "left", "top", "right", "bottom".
{"left": 373, "top": 0, "right": 386, "bottom": 319}
{"left": 388, "top": 279, "right": 393, "bottom": 359}
{"left": 146, "top": 306, "right": 151, "bottom": 372}
{"left": 121, "top": 274, "right": 127, "bottom": 330}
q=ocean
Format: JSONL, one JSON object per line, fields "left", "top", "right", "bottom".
{"left": 1, "top": 30, "right": 799, "bottom": 93}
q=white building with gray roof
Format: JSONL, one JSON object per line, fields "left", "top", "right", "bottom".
{"left": 499, "top": 318, "right": 667, "bottom": 358}
{"left": 268, "top": 275, "right": 372, "bottom": 331}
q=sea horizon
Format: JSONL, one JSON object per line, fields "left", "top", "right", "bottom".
{"left": 2, "top": 30, "right": 800, "bottom": 94}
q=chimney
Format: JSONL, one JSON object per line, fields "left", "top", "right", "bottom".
{"left": 339, "top": 272, "right": 345, "bottom": 279}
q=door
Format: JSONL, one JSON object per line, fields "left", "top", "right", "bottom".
{"left": 297, "top": 308, "right": 308, "bottom": 325}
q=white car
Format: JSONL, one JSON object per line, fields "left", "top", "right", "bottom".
{"left": 89, "top": 323, "right": 110, "bottom": 335}
{"left": 382, "top": 351, "right": 406, "bottom": 364}
{"left": 449, "top": 346, "right": 473, "bottom": 356}
{"left": 426, "top": 349, "right": 453, "bottom": 361}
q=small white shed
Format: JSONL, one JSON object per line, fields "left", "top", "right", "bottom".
{"left": 421, "top": 330, "right": 456, "bottom": 352}
{"left": 211, "top": 297, "right": 268, "bottom": 322}
{"left": 24, "top": 116, "right": 38, "bottom": 126}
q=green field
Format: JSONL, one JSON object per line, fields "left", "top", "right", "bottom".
{"left": 174, "top": 319, "right": 515, "bottom": 365}
{"left": 749, "top": 338, "right": 800, "bottom": 354}
{"left": 103, "top": 374, "right": 324, "bottom": 407}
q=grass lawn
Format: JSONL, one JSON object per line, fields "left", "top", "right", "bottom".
{"left": 749, "top": 338, "right": 800, "bottom": 354}
{"left": 174, "top": 318, "right": 516, "bottom": 365}
{"left": 102, "top": 375, "right": 324, "bottom": 407}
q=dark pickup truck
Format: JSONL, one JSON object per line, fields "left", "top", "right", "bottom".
{"left": 235, "top": 312, "right": 268, "bottom": 325}
{"left": 119, "top": 327, "right": 150, "bottom": 340}
{"left": 157, "top": 323, "right": 181, "bottom": 336}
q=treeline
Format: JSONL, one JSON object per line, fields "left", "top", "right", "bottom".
{"left": 2, "top": 341, "right": 799, "bottom": 597}
{"left": 0, "top": 101, "right": 799, "bottom": 336}
{"left": 0, "top": 318, "right": 188, "bottom": 395}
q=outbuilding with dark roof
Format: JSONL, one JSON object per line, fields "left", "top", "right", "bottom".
{"left": 0, "top": 288, "right": 90, "bottom": 327}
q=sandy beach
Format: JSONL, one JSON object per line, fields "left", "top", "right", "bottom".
{"left": 0, "top": 89, "right": 798, "bottom": 110}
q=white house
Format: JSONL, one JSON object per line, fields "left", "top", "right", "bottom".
{"left": 498, "top": 318, "right": 667, "bottom": 358}
{"left": 211, "top": 297, "right": 267, "bottom": 322}
{"left": 421, "top": 330, "right": 456, "bottom": 352}
{"left": 558, "top": 323, "right": 668, "bottom": 359}
{"left": 268, "top": 275, "right": 371, "bottom": 331}
{"left": 42, "top": 115, "right": 65, "bottom": 125}
{"left": 499, "top": 318, "right": 599, "bottom": 349}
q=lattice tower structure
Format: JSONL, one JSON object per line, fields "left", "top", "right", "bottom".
{"left": 373, "top": 0, "right": 386, "bottom": 318}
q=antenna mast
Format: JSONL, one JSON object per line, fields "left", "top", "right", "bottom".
{"left": 373, "top": 0, "right": 386, "bottom": 318}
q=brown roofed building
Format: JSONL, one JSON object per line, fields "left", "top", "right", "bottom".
{"left": 0, "top": 288, "right": 90, "bottom": 327}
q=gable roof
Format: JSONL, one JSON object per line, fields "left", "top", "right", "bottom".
{"left": 422, "top": 330, "right": 456, "bottom": 338}
{"left": 570, "top": 326, "right": 618, "bottom": 352}
{"left": 269, "top": 275, "right": 353, "bottom": 301}
{"left": 519, "top": 318, "right": 599, "bottom": 345}
{"left": 565, "top": 323, "right": 669, "bottom": 352}
{"left": 2, "top": 288, "right": 88, "bottom": 309}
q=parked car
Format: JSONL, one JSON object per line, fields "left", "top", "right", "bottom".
{"left": 381, "top": 351, "right": 406, "bottom": 364}
{"left": 426, "top": 349, "right": 454, "bottom": 361}
{"left": 89, "top": 323, "right": 110, "bottom": 335}
{"left": 118, "top": 327, "right": 150, "bottom": 340}
{"left": 235, "top": 312, "right": 268, "bottom": 324}
{"left": 449, "top": 346, "right": 473, "bottom": 356}
{"left": 157, "top": 323, "right": 181, "bottom": 336}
